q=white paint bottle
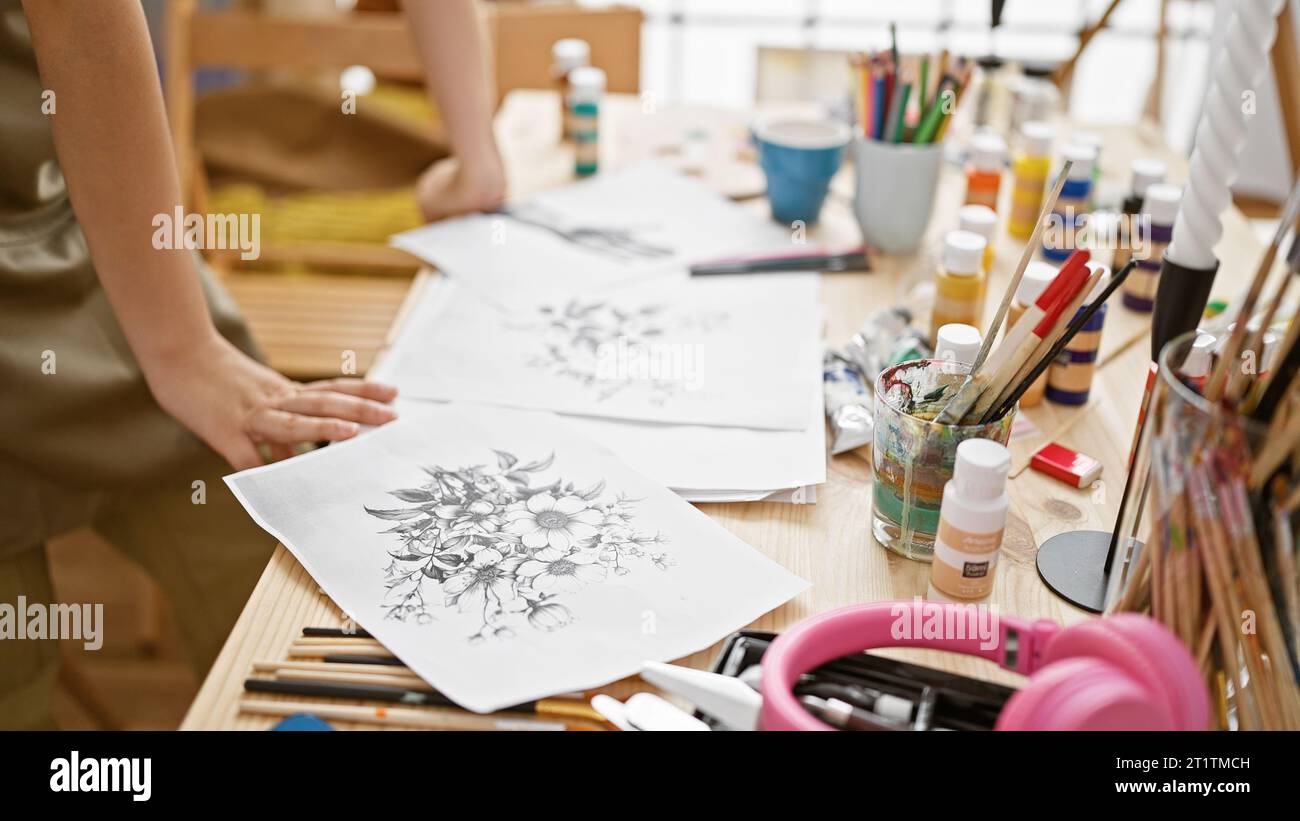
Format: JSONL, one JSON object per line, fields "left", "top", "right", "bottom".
{"left": 929, "top": 439, "right": 1010, "bottom": 601}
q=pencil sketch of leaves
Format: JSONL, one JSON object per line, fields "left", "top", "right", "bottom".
{"left": 510, "top": 299, "right": 728, "bottom": 404}
{"left": 365, "top": 450, "right": 672, "bottom": 642}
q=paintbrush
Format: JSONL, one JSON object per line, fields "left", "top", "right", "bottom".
{"left": 946, "top": 252, "right": 1091, "bottom": 424}
{"left": 1205, "top": 179, "right": 1300, "bottom": 401}
{"left": 973, "top": 265, "right": 1103, "bottom": 423}
{"left": 962, "top": 251, "right": 1092, "bottom": 422}
{"left": 1248, "top": 230, "right": 1300, "bottom": 417}
{"left": 935, "top": 161, "right": 1073, "bottom": 424}
{"left": 983, "top": 259, "right": 1139, "bottom": 422}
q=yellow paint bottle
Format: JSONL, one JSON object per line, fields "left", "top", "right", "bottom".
{"left": 930, "top": 230, "right": 988, "bottom": 346}
{"left": 1007, "top": 121, "right": 1053, "bottom": 239}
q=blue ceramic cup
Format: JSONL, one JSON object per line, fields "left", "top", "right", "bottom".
{"left": 753, "top": 116, "right": 851, "bottom": 225}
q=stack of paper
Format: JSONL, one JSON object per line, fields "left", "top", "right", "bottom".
{"left": 381, "top": 163, "right": 827, "bottom": 502}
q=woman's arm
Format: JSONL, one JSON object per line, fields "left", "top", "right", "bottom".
{"left": 22, "top": 1, "right": 396, "bottom": 469}
{"left": 402, "top": 0, "right": 506, "bottom": 220}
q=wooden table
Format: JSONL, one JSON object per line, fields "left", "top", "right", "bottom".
{"left": 182, "top": 91, "right": 1263, "bottom": 729}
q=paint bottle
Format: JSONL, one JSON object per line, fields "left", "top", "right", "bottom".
{"left": 963, "top": 132, "right": 1006, "bottom": 212}
{"left": 1179, "top": 331, "right": 1216, "bottom": 393}
{"left": 1007, "top": 260, "right": 1059, "bottom": 407}
{"left": 568, "top": 66, "right": 605, "bottom": 178}
{"left": 1222, "top": 319, "right": 1281, "bottom": 377}
{"left": 1121, "top": 182, "right": 1180, "bottom": 312}
{"left": 930, "top": 230, "right": 988, "bottom": 346}
{"left": 958, "top": 204, "right": 997, "bottom": 273}
{"left": 1112, "top": 158, "right": 1167, "bottom": 273}
{"left": 930, "top": 439, "right": 1011, "bottom": 601}
{"left": 552, "top": 38, "right": 590, "bottom": 141}
{"left": 1047, "top": 263, "right": 1110, "bottom": 405}
{"left": 1007, "top": 120, "right": 1054, "bottom": 239}
{"left": 935, "top": 323, "right": 981, "bottom": 367}
{"left": 1041, "top": 142, "right": 1095, "bottom": 263}
{"left": 1072, "top": 132, "right": 1104, "bottom": 210}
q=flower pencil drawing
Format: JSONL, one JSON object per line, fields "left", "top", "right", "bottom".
{"left": 365, "top": 449, "right": 672, "bottom": 642}
{"left": 514, "top": 299, "right": 728, "bottom": 403}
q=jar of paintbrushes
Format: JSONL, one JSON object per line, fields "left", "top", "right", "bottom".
{"left": 871, "top": 358, "right": 1014, "bottom": 561}
{"left": 872, "top": 155, "right": 1127, "bottom": 561}
{"left": 1109, "top": 331, "right": 1296, "bottom": 729}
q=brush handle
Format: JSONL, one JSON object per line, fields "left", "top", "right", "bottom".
{"left": 987, "top": 261, "right": 1138, "bottom": 422}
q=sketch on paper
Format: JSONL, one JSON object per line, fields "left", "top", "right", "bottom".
{"left": 366, "top": 448, "right": 672, "bottom": 642}
{"left": 226, "top": 404, "right": 809, "bottom": 713}
{"left": 508, "top": 298, "right": 729, "bottom": 404}
{"left": 495, "top": 204, "right": 675, "bottom": 262}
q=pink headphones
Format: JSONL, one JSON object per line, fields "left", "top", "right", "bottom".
{"left": 759, "top": 600, "right": 1209, "bottom": 730}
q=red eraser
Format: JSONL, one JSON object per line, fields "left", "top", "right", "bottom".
{"left": 1031, "top": 442, "right": 1103, "bottom": 489}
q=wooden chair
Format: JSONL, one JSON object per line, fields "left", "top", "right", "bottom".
{"left": 163, "top": 1, "right": 644, "bottom": 380}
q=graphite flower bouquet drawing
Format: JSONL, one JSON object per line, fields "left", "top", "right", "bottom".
{"left": 516, "top": 298, "right": 728, "bottom": 404}
{"left": 365, "top": 449, "right": 672, "bottom": 642}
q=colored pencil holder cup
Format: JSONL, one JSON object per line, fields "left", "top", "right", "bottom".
{"left": 852, "top": 136, "right": 944, "bottom": 255}
{"left": 871, "top": 359, "right": 1015, "bottom": 562}
{"left": 752, "top": 116, "right": 851, "bottom": 226}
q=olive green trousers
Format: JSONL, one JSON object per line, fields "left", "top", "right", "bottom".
{"left": 0, "top": 450, "right": 273, "bottom": 730}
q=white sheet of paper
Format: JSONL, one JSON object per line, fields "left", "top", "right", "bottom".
{"left": 389, "top": 162, "right": 795, "bottom": 307}
{"left": 372, "top": 273, "right": 820, "bottom": 430}
{"left": 225, "top": 403, "right": 807, "bottom": 713}
{"left": 557, "top": 335, "right": 826, "bottom": 492}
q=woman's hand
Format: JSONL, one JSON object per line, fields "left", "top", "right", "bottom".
{"left": 143, "top": 333, "right": 399, "bottom": 471}
{"left": 415, "top": 155, "right": 506, "bottom": 222}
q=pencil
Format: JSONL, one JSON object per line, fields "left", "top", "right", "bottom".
{"left": 238, "top": 698, "right": 590, "bottom": 731}
{"left": 912, "top": 76, "right": 953, "bottom": 144}
{"left": 890, "top": 21, "right": 899, "bottom": 79}
{"left": 891, "top": 78, "right": 913, "bottom": 143}
{"left": 254, "top": 659, "right": 420, "bottom": 678}
{"left": 289, "top": 643, "right": 394, "bottom": 658}
{"left": 242, "top": 678, "right": 610, "bottom": 727}
{"left": 877, "top": 58, "right": 892, "bottom": 139}
{"left": 302, "top": 626, "right": 372, "bottom": 639}
{"left": 322, "top": 653, "right": 405, "bottom": 666}
{"left": 918, "top": 53, "right": 930, "bottom": 111}
{"left": 293, "top": 636, "right": 384, "bottom": 647}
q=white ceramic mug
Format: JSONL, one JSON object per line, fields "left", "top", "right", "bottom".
{"left": 852, "top": 136, "right": 944, "bottom": 255}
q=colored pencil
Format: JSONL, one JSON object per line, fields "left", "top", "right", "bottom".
{"left": 891, "top": 77, "right": 913, "bottom": 143}
{"left": 302, "top": 626, "right": 372, "bottom": 639}
{"left": 238, "top": 698, "right": 593, "bottom": 731}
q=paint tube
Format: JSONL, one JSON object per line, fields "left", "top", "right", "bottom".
{"left": 824, "top": 352, "right": 874, "bottom": 454}
{"left": 843, "top": 307, "right": 917, "bottom": 380}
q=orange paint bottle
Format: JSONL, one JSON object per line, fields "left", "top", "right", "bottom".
{"left": 964, "top": 132, "right": 1006, "bottom": 213}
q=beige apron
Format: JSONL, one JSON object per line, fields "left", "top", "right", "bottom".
{"left": 0, "top": 1, "right": 273, "bottom": 728}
